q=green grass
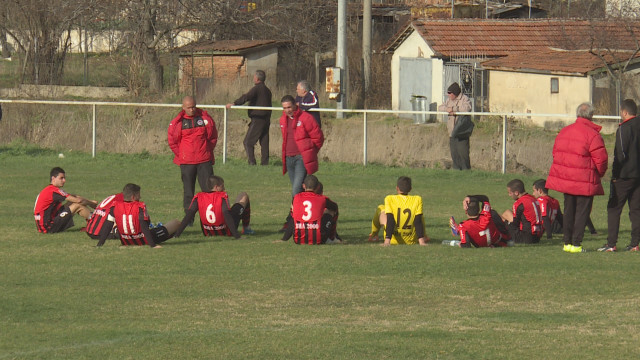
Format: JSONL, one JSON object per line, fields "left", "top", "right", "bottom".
{"left": 1, "top": 145, "right": 638, "bottom": 359}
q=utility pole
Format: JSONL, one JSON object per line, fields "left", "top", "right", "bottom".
{"left": 336, "top": 0, "right": 347, "bottom": 118}
{"left": 363, "top": 0, "right": 371, "bottom": 109}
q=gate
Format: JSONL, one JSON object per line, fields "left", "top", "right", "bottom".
{"left": 443, "top": 63, "right": 489, "bottom": 113}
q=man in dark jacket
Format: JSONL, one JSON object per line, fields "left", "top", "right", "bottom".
{"left": 599, "top": 99, "right": 640, "bottom": 252}
{"left": 295, "top": 80, "right": 321, "bottom": 127}
{"left": 168, "top": 96, "right": 218, "bottom": 216}
{"left": 226, "top": 70, "right": 273, "bottom": 165}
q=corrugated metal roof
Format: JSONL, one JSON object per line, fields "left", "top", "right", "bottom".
{"left": 175, "top": 39, "right": 280, "bottom": 54}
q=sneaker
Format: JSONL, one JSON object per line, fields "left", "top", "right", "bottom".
{"left": 325, "top": 238, "right": 342, "bottom": 245}
{"left": 242, "top": 227, "right": 255, "bottom": 235}
{"left": 563, "top": 244, "right": 572, "bottom": 252}
{"left": 569, "top": 245, "right": 587, "bottom": 253}
{"left": 597, "top": 244, "right": 616, "bottom": 252}
{"left": 449, "top": 216, "right": 459, "bottom": 236}
{"left": 625, "top": 245, "right": 640, "bottom": 252}
{"left": 368, "top": 233, "right": 379, "bottom": 242}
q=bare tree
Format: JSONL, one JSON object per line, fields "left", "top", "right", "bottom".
{"left": 0, "top": 0, "right": 99, "bottom": 85}
{"left": 194, "top": 1, "right": 337, "bottom": 83}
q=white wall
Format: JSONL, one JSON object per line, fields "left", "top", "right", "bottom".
{"left": 1, "top": 29, "right": 203, "bottom": 54}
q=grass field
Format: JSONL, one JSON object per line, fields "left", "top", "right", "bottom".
{"left": 1, "top": 144, "right": 639, "bottom": 359}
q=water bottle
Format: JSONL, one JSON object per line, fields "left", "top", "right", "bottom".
{"left": 442, "top": 240, "right": 461, "bottom": 247}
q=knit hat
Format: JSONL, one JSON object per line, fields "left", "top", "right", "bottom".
{"left": 447, "top": 82, "right": 461, "bottom": 96}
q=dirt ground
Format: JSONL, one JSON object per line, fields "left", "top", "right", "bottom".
{"left": 0, "top": 103, "right": 595, "bottom": 175}
{"left": 217, "top": 115, "right": 558, "bottom": 174}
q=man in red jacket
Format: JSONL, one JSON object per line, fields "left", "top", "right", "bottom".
{"left": 279, "top": 94, "right": 324, "bottom": 198}
{"left": 167, "top": 96, "right": 218, "bottom": 217}
{"left": 546, "top": 102, "right": 608, "bottom": 253}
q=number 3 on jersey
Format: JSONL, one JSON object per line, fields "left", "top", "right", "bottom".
{"left": 302, "top": 200, "right": 313, "bottom": 221}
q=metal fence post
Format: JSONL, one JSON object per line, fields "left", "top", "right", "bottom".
{"left": 92, "top": 103, "right": 96, "bottom": 158}
{"left": 363, "top": 111, "right": 368, "bottom": 166}
{"left": 502, "top": 115, "right": 507, "bottom": 174}
{"left": 223, "top": 106, "right": 228, "bottom": 164}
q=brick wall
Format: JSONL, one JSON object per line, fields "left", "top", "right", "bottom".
{"left": 179, "top": 55, "right": 247, "bottom": 93}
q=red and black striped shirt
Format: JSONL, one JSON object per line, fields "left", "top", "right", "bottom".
{"left": 86, "top": 193, "right": 123, "bottom": 237}
{"left": 292, "top": 191, "right": 327, "bottom": 245}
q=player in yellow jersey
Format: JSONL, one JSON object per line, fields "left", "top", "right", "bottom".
{"left": 376, "top": 176, "right": 429, "bottom": 246}
{"left": 368, "top": 204, "right": 385, "bottom": 242}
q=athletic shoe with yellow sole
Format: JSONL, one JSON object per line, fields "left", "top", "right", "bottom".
{"left": 569, "top": 245, "right": 587, "bottom": 253}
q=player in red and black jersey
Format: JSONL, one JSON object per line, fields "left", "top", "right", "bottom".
{"left": 96, "top": 184, "right": 179, "bottom": 248}
{"left": 532, "top": 179, "right": 563, "bottom": 240}
{"left": 456, "top": 197, "right": 510, "bottom": 248}
{"left": 34, "top": 167, "right": 98, "bottom": 233}
{"left": 85, "top": 193, "right": 123, "bottom": 240}
{"left": 281, "top": 175, "right": 338, "bottom": 245}
{"left": 501, "top": 179, "right": 543, "bottom": 244}
{"left": 313, "top": 181, "right": 341, "bottom": 243}
{"left": 174, "top": 175, "right": 252, "bottom": 239}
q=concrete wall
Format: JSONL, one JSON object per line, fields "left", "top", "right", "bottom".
{"left": 488, "top": 70, "right": 591, "bottom": 127}
{"left": 245, "top": 47, "right": 278, "bottom": 84}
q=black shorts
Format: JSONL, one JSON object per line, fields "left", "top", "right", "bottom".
{"left": 49, "top": 206, "right": 75, "bottom": 233}
{"left": 151, "top": 226, "right": 171, "bottom": 244}
{"left": 86, "top": 226, "right": 119, "bottom": 240}
{"left": 229, "top": 203, "right": 245, "bottom": 229}
{"left": 507, "top": 221, "right": 540, "bottom": 244}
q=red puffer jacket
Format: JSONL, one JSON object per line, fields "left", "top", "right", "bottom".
{"left": 546, "top": 117, "right": 608, "bottom": 196}
{"left": 280, "top": 108, "right": 324, "bottom": 175}
{"left": 167, "top": 109, "right": 218, "bottom": 165}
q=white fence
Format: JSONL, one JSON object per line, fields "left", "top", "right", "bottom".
{"left": 0, "top": 99, "right": 621, "bottom": 174}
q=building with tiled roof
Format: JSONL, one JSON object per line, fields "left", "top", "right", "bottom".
{"left": 175, "top": 40, "right": 282, "bottom": 96}
{"left": 383, "top": 19, "right": 640, "bottom": 125}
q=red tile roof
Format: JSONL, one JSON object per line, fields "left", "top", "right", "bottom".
{"left": 482, "top": 48, "right": 640, "bottom": 75}
{"left": 175, "top": 40, "right": 279, "bottom": 54}
{"left": 384, "top": 19, "right": 640, "bottom": 57}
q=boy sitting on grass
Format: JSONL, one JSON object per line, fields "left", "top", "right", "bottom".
{"left": 372, "top": 176, "right": 429, "bottom": 246}
{"left": 96, "top": 183, "right": 179, "bottom": 248}
{"left": 175, "top": 175, "right": 253, "bottom": 239}
{"left": 450, "top": 195, "right": 510, "bottom": 248}
{"left": 532, "top": 179, "right": 563, "bottom": 240}
{"left": 501, "top": 179, "right": 543, "bottom": 244}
